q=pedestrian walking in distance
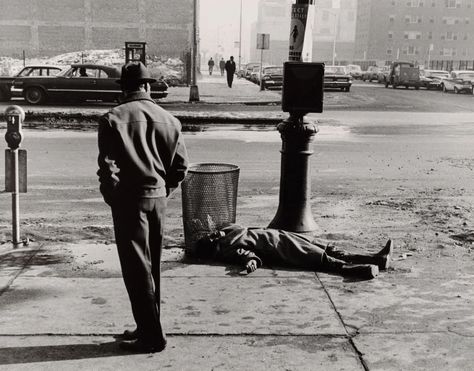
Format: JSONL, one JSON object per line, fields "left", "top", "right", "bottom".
{"left": 225, "top": 56, "right": 236, "bottom": 88}
{"left": 208, "top": 57, "right": 215, "bottom": 75}
{"left": 195, "top": 225, "right": 394, "bottom": 280}
{"left": 219, "top": 57, "right": 225, "bottom": 76}
{"left": 97, "top": 61, "right": 189, "bottom": 353}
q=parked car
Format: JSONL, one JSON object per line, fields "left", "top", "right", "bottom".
{"left": 362, "top": 66, "right": 381, "bottom": 82}
{"left": 377, "top": 66, "right": 391, "bottom": 83}
{"left": 419, "top": 69, "right": 450, "bottom": 90}
{"left": 324, "top": 65, "right": 352, "bottom": 92}
{"left": 259, "top": 66, "right": 283, "bottom": 90}
{"left": 385, "top": 61, "right": 420, "bottom": 89}
{"left": 0, "top": 65, "right": 62, "bottom": 101}
{"left": 249, "top": 66, "right": 262, "bottom": 84}
{"left": 11, "top": 64, "right": 169, "bottom": 105}
{"left": 440, "top": 70, "right": 474, "bottom": 94}
{"left": 244, "top": 62, "right": 260, "bottom": 79}
{"left": 345, "top": 64, "right": 363, "bottom": 79}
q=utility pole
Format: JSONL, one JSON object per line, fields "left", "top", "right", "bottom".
{"left": 189, "top": 0, "right": 200, "bottom": 102}
{"left": 238, "top": 0, "right": 243, "bottom": 71}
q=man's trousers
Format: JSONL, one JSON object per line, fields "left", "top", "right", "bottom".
{"left": 112, "top": 196, "right": 167, "bottom": 345}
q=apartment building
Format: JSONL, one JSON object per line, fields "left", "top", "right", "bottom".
{"left": 355, "top": 0, "right": 474, "bottom": 63}
{"left": 0, "top": 0, "right": 193, "bottom": 58}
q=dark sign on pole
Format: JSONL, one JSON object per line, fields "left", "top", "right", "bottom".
{"left": 125, "top": 42, "right": 147, "bottom": 65}
{"left": 256, "top": 33, "right": 270, "bottom": 50}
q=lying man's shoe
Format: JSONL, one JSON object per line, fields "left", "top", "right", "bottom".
{"left": 341, "top": 264, "right": 379, "bottom": 279}
{"left": 119, "top": 339, "right": 167, "bottom": 353}
{"left": 375, "top": 239, "right": 394, "bottom": 270}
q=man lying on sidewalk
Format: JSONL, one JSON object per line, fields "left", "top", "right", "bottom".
{"left": 194, "top": 225, "right": 393, "bottom": 279}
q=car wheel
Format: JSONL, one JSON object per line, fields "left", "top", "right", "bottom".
{"left": 454, "top": 87, "right": 459, "bottom": 94}
{"left": 24, "top": 87, "right": 45, "bottom": 104}
{"left": 345, "top": 86, "right": 351, "bottom": 92}
{"left": 415, "top": 85, "right": 420, "bottom": 90}
{"left": 442, "top": 84, "right": 447, "bottom": 93}
{"left": 392, "top": 83, "right": 397, "bottom": 89}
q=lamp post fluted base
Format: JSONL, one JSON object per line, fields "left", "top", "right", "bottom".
{"left": 268, "top": 114, "right": 319, "bottom": 233}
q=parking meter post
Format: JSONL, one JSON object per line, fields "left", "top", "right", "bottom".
{"left": 4, "top": 105, "right": 26, "bottom": 248}
{"left": 269, "top": 0, "right": 321, "bottom": 233}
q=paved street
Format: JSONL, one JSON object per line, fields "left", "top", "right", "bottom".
{"left": 0, "top": 75, "right": 474, "bottom": 370}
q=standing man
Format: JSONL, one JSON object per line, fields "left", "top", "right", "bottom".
{"left": 225, "top": 56, "right": 236, "bottom": 88}
{"left": 219, "top": 57, "right": 225, "bottom": 76}
{"left": 97, "top": 62, "right": 188, "bottom": 353}
{"left": 208, "top": 57, "right": 215, "bottom": 75}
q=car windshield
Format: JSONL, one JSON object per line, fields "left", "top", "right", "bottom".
{"left": 457, "top": 72, "right": 474, "bottom": 79}
{"left": 326, "top": 66, "right": 346, "bottom": 74}
{"left": 347, "top": 65, "right": 362, "bottom": 72}
{"left": 263, "top": 67, "right": 282, "bottom": 74}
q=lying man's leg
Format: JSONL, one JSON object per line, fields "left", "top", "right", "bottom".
{"left": 321, "top": 254, "right": 379, "bottom": 280}
{"left": 325, "top": 240, "right": 393, "bottom": 270}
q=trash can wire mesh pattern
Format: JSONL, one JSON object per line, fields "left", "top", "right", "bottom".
{"left": 181, "top": 163, "right": 240, "bottom": 252}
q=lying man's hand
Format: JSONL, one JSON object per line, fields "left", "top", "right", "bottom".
{"left": 246, "top": 259, "right": 258, "bottom": 274}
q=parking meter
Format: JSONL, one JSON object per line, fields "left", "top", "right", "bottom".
{"left": 5, "top": 105, "right": 25, "bottom": 150}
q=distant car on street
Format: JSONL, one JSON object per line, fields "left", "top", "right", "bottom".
{"left": 0, "top": 65, "right": 62, "bottom": 101}
{"left": 249, "top": 66, "right": 262, "bottom": 84}
{"left": 11, "top": 64, "right": 168, "bottom": 105}
{"left": 385, "top": 61, "right": 420, "bottom": 89}
{"left": 377, "top": 66, "right": 391, "bottom": 83}
{"left": 259, "top": 65, "right": 283, "bottom": 90}
{"left": 440, "top": 70, "right": 474, "bottom": 94}
{"left": 244, "top": 62, "right": 260, "bottom": 80}
{"left": 419, "top": 69, "right": 450, "bottom": 90}
{"left": 324, "top": 65, "right": 352, "bottom": 92}
{"left": 345, "top": 64, "right": 363, "bottom": 79}
{"left": 362, "top": 66, "right": 381, "bottom": 82}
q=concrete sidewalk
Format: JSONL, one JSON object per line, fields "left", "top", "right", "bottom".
{"left": 162, "top": 74, "right": 282, "bottom": 104}
{"left": 1, "top": 233, "right": 473, "bottom": 370}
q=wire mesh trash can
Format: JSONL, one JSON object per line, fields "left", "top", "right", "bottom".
{"left": 181, "top": 163, "right": 240, "bottom": 253}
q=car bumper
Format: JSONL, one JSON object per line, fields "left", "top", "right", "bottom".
{"left": 324, "top": 81, "right": 351, "bottom": 89}
{"left": 262, "top": 80, "right": 282, "bottom": 89}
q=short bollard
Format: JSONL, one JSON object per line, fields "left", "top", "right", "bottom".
{"left": 4, "top": 105, "right": 28, "bottom": 248}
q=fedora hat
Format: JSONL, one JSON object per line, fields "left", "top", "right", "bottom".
{"left": 116, "top": 62, "right": 156, "bottom": 84}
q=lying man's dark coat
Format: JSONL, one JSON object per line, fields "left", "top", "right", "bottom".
{"left": 213, "top": 224, "right": 330, "bottom": 269}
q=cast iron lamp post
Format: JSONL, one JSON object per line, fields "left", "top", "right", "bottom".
{"left": 268, "top": 0, "right": 319, "bottom": 233}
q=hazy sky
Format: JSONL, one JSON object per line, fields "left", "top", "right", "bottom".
{"left": 199, "top": 0, "right": 258, "bottom": 61}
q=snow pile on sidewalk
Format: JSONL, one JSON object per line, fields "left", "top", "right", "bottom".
{"left": 0, "top": 49, "right": 185, "bottom": 85}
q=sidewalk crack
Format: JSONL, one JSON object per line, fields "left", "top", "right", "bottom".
{"left": 315, "top": 273, "right": 370, "bottom": 371}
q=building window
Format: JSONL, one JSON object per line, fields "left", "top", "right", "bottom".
{"left": 388, "top": 31, "right": 393, "bottom": 39}
{"left": 466, "top": 17, "right": 470, "bottom": 24}
{"left": 441, "top": 47, "right": 456, "bottom": 56}
{"left": 428, "top": 31, "right": 433, "bottom": 39}
{"left": 387, "top": 48, "right": 393, "bottom": 55}
{"left": 445, "top": 31, "right": 458, "bottom": 40}
{"left": 405, "top": 15, "right": 423, "bottom": 23}
{"left": 445, "top": 0, "right": 461, "bottom": 8}
{"left": 430, "top": 17, "right": 435, "bottom": 23}
{"left": 403, "top": 45, "right": 419, "bottom": 55}
{"left": 407, "top": 0, "right": 424, "bottom": 6}
{"left": 389, "top": 15, "right": 395, "bottom": 22}
{"left": 404, "top": 31, "right": 422, "bottom": 39}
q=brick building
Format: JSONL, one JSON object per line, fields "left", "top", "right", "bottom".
{"left": 249, "top": 0, "right": 357, "bottom": 65}
{"left": 0, "top": 0, "right": 194, "bottom": 59}
{"left": 355, "top": 0, "right": 474, "bottom": 64}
